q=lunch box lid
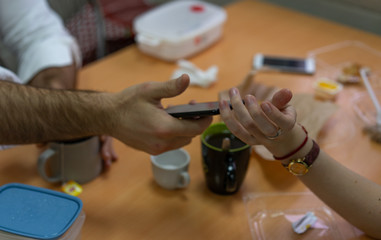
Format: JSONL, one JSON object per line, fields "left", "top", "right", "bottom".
{"left": 133, "top": 0, "right": 227, "bottom": 42}
{"left": 0, "top": 183, "right": 82, "bottom": 239}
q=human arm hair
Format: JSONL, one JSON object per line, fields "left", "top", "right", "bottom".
{"left": 0, "top": 74, "right": 212, "bottom": 155}
{"left": 0, "top": 81, "right": 113, "bottom": 144}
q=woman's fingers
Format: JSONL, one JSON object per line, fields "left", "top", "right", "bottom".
{"left": 260, "top": 101, "right": 296, "bottom": 133}
{"left": 244, "top": 95, "right": 280, "bottom": 138}
{"left": 219, "top": 100, "right": 259, "bottom": 145}
{"left": 271, "top": 88, "right": 293, "bottom": 109}
{"left": 220, "top": 87, "right": 297, "bottom": 145}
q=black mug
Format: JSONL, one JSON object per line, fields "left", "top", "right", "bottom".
{"left": 201, "top": 122, "right": 251, "bottom": 195}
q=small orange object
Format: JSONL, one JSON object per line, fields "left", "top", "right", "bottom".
{"left": 313, "top": 78, "right": 343, "bottom": 100}
{"left": 317, "top": 81, "right": 337, "bottom": 90}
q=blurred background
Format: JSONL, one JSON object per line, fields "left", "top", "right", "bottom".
{"left": 47, "top": 0, "right": 381, "bottom": 65}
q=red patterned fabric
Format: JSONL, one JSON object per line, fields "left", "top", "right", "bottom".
{"left": 65, "top": 0, "right": 152, "bottom": 65}
{"left": 100, "top": 0, "right": 152, "bottom": 30}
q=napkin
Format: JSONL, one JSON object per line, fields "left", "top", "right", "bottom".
{"left": 172, "top": 59, "right": 218, "bottom": 88}
{"left": 286, "top": 212, "right": 329, "bottom": 234}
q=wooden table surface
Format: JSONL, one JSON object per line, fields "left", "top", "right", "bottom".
{"left": 1, "top": 1, "right": 381, "bottom": 239}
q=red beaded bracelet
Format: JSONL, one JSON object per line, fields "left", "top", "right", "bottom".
{"left": 273, "top": 125, "right": 308, "bottom": 160}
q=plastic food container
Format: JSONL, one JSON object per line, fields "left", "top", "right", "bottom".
{"left": 0, "top": 183, "right": 85, "bottom": 240}
{"left": 243, "top": 192, "right": 359, "bottom": 240}
{"left": 313, "top": 78, "right": 343, "bottom": 100}
{"left": 308, "top": 40, "right": 381, "bottom": 87}
{"left": 133, "top": 0, "right": 227, "bottom": 61}
{"left": 353, "top": 88, "right": 381, "bottom": 126}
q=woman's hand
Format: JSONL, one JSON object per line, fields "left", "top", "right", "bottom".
{"left": 219, "top": 87, "right": 307, "bottom": 157}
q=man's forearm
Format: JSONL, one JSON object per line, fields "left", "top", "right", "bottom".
{"left": 0, "top": 81, "right": 114, "bottom": 144}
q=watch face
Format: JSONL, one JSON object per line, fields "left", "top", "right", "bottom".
{"left": 288, "top": 161, "right": 308, "bottom": 176}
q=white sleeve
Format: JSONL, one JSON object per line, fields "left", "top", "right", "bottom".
{"left": 0, "top": 66, "right": 22, "bottom": 84}
{"left": 0, "top": 0, "right": 82, "bottom": 84}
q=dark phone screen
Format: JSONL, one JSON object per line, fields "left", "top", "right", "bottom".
{"left": 263, "top": 57, "right": 305, "bottom": 68}
{"left": 165, "top": 102, "right": 220, "bottom": 118}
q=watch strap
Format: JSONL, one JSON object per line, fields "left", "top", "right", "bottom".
{"left": 303, "top": 140, "right": 320, "bottom": 166}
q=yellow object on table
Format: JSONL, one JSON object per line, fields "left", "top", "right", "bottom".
{"left": 62, "top": 180, "right": 83, "bottom": 196}
{"left": 313, "top": 78, "right": 343, "bottom": 100}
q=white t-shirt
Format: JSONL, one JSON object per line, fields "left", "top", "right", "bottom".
{"left": 0, "top": 0, "right": 81, "bottom": 149}
{"left": 0, "top": 0, "right": 81, "bottom": 84}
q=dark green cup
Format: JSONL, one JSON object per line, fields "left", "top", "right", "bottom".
{"left": 201, "top": 122, "right": 251, "bottom": 195}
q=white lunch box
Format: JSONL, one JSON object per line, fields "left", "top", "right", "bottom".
{"left": 133, "top": 0, "right": 227, "bottom": 61}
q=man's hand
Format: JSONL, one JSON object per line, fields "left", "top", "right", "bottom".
{"left": 110, "top": 74, "right": 212, "bottom": 155}
{"left": 0, "top": 74, "right": 211, "bottom": 156}
{"left": 100, "top": 135, "right": 118, "bottom": 169}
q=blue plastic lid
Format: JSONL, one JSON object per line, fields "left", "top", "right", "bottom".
{"left": 0, "top": 183, "right": 82, "bottom": 239}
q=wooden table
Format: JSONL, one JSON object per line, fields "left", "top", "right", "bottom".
{"left": 1, "top": 1, "right": 381, "bottom": 239}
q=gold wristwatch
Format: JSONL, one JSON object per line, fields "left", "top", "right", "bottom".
{"left": 282, "top": 140, "right": 320, "bottom": 176}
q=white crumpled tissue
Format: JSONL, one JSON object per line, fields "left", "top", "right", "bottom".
{"left": 285, "top": 211, "right": 329, "bottom": 234}
{"left": 171, "top": 59, "right": 218, "bottom": 88}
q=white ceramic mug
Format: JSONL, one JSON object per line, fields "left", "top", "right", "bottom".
{"left": 37, "top": 136, "right": 102, "bottom": 184}
{"left": 150, "top": 148, "right": 190, "bottom": 190}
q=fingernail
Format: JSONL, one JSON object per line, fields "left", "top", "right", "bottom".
{"left": 230, "top": 88, "right": 238, "bottom": 96}
{"left": 261, "top": 102, "right": 272, "bottom": 113}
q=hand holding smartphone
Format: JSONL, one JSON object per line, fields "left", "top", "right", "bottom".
{"left": 165, "top": 102, "right": 222, "bottom": 118}
{"left": 165, "top": 101, "right": 245, "bottom": 119}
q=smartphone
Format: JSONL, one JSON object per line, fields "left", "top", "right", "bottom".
{"left": 253, "top": 53, "right": 315, "bottom": 74}
{"left": 165, "top": 101, "right": 224, "bottom": 118}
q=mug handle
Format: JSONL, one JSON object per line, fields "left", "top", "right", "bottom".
{"left": 177, "top": 172, "right": 190, "bottom": 188}
{"left": 37, "top": 148, "right": 61, "bottom": 183}
{"left": 225, "top": 155, "right": 237, "bottom": 193}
